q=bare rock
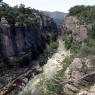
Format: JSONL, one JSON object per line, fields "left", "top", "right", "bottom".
{"left": 64, "top": 56, "right": 95, "bottom": 95}
{"left": 63, "top": 16, "right": 88, "bottom": 42}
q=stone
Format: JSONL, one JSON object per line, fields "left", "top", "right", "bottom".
{"left": 0, "top": 14, "right": 58, "bottom": 64}
{"left": 63, "top": 16, "right": 88, "bottom": 42}
{"left": 64, "top": 56, "right": 95, "bottom": 95}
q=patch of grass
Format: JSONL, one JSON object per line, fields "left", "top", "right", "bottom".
{"left": 55, "top": 57, "right": 73, "bottom": 78}
{"left": 62, "top": 57, "right": 72, "bottom": 65}
{"left": 70, "top": 42, "right": 81, "bottom": 53}
{"left": 36, "top": 77, "right": 63, "bottom": 95}
{"left": 56, "top": 69, "right": 66, "bottom": 77}
{"left": 48, "top": 41, "right": 58, "bottom": 53}
{"left": 50, "top": 41, "right": 58, "bottom": 49}
{"left": 45, "top": 79, "right": 63, "bottom": 95}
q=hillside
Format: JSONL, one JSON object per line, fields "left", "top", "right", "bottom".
{"left": 42, "top": 11, "right": 67, "bottom": 25}
{"left": 62, "top": 5, "right": 95, "bottom": 95}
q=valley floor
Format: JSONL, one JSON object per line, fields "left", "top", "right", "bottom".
{"left": 18, "top": 37, "right": 70, "bottom": 95}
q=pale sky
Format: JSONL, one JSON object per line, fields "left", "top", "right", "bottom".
{"left": 3, "top": 0, "right": 95, "bottom": 12}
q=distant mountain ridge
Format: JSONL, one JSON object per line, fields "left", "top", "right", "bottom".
{"left": 42, "top": 11, "right": 67, "bottom": 25}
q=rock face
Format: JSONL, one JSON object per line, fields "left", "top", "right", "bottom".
{"left": 0, "top": 10, "right": 58, "bottom": 94}
{"left": 63, "top": 16, "right": 88, "bottom": 42}
{"left": 0, "top": 14, "right": 58, "bottom": 64}
{"left": 64, "top": 57, "right": 95, "bottom": 95}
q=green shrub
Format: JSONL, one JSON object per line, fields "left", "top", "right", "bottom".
{"left": 78, "top": 46, "right": 95, "bottom": 57}
{"left": 50, "top": 42, "right": 58, "bottom": 49}
{"left": 70, "top": 42, "right": 81, "bottom": 53}
{"left": 36, "top": 77, "right": 63, "bottom": 95}
{"left": 48, "top": 41, "right": 58, "bottom": 53}
{"left": 63, "top": 57, "right": 72, "bottom": 65}
{"left": 69, "top": 5, "right": 95, "bottom": 24}
{"left": 65, "top": 40, "right": 72, "bottom": 50}
{"left": 45, "top": 79, "right": 63, "bottom": 95}
{"left": 63, "top": 31, "right": 73, "bottom": 50}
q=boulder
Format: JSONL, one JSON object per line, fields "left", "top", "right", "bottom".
{"left": 64, "top": 57, "right": 95, "bottom": 95}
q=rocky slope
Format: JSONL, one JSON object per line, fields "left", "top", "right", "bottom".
{"left": 63, "top": 16, "right": 95, "bottom": 95}
{"left": 62, "top": 5, "right": 95, "bottom": 95}
{"left": 64, "top": 57, "right": 95, "bottom": 95}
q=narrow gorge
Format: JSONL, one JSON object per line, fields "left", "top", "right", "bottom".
{"left": 0, "top": 1, "right": 95, "bottom": 95}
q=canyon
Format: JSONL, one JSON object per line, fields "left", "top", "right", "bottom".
{"left": 0, "top": 1, "right": 95, "bottom": 95}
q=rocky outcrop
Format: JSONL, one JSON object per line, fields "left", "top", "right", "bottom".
{"left": 0, "top": 9, "right": 58, "bottom": 95}
{"left": 0, "top": 62, "right": 43, "bottom": 95}
{"left": 62, "top": 7, "right": 95, "bottom": 95}
{"left": 0, "top": 13, "right": 58, "bottom": 64}
{"left": 64, "top": 56, "right": 95, "bottom": 95}
{"left": 63, "top": 16, "right": 88, "bottom": 42}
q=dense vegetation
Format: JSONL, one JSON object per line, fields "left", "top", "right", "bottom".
{"left": 69, "top": 5, "right": 95, "bottom": 24}
{"left": 0, "top": 4, "right": 40, "bottom": 25}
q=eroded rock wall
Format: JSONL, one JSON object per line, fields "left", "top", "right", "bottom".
{"left": 0, "top": 15, "right": 58, "bottom": 64}
{"left": 64, "top": 57, "right": 95, "bottom": 95}
{"left": 63, "top": 16, "right": 88, "bottom": 42}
